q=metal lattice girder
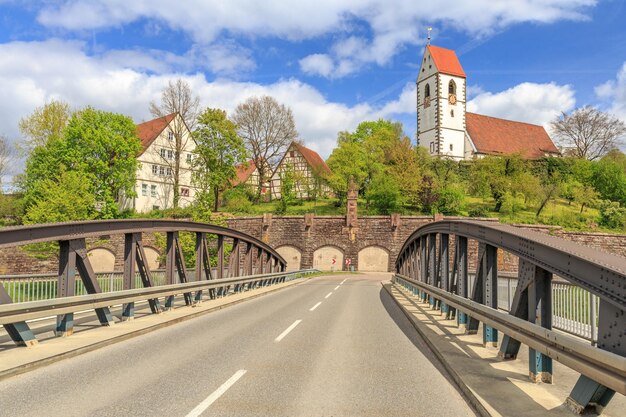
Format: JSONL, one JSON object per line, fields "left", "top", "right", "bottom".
{"left": 56, "top": 240, "right": 76, "bottom": 336}
{"left": 467, "top": 243, "right": 486, "bottom": 334}
{"left": 172, "top": 233, "right": 193, "bottom": 306}
{"left": 135, "top": 237, "right": 162, "bottom": 314}
{"left": 456, "top": 236, "right": 468, "bottom": 326}
{"left": 528, "top": 266, "right": 553, "bottom": 383}
{"left": 483, "top": 244, "right": 498, "bottom": 347}
{"left": 440, "top": 234, "right": 450, "bottom": 315}
{"left": 0, "top": 282, "right": 37, "bottom": 346}
{"left": 165, "top": 232, "right": 176, "bottom": 308}
{"left": 122, "top": 233, "right": 137, "bottom": 320}
{"left": 428, "top": 234, "right": 437, "bottom": 307}
{"left": 499, "top": 259, "right": 535, "bottom": 359}
{"left": 72, "top": 239, "right": 115, "bottom": 327}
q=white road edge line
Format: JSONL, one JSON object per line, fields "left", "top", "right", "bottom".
{"left": 185, "top": 369, "right": 247, "bottom": 417}
{"left": 341, "top": 279, "right": 346, "bottom": 284}
{"left": 309, "top": 302, "right": 322, "bottom": 311}
{"left": 334, "top": 285, "right": 340, "bottom": 290}
{"left": 275, "top": 320, "right": 302, "bottom": 342}
{"left": 325, "top": 292, "right": 333, "bottom": 299}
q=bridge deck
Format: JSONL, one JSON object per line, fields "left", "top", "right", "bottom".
{"left": 0, "top": 274, "right": 474, "bottom": 417}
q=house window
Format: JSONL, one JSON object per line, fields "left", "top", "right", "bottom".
{"left": 450, "top": 144, "right": 454, "bottom": 152}
{"left": 160, "top": 148, "right": 166, "bottom": 158}
{"left": 150, "top": 185, "right": 157, "bottom": 197}
{"left": 153, "top": 205, "right": 160, "bottom": 210}
{"left": 167, "top": 149, "right": 173, "bottom": 160}
{"left": 167, "top": 131, "right": 174, "bottom": 141}
{"left": 429, "top": 142, "right": 435, "bottom": 153}
{"left": 159, "top": 166, "right": 165, "bottom": 176}
{"left": 152, "top": 165, "right": 158, "bottom": 175}
{"left": 166, "top": 167, "right": 172, "bottom": 177}
{"left": 186, "top": 153, "right": 192, "bottom": 164}
{"left": 141, "top": 183, "right": 148, "bottom": 196}
{"left": 451, "top": 109, "right": 455, "bottom": 117}
{"left": 180, "top": 187, "right": 190, "bottom": 197}
{"left": 289, "top": 151, "right": 295, "bottom": 157}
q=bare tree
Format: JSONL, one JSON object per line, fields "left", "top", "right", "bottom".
{"left": 0, "top": 135, "right": 11, "bottom": 192}
{"left": 150, "top": 79, "right": 200, "bottom": 209}
{"left": 232, "top": 96, "right": 298, "bottom": 200}
{"left": 551, "top": 106, "right": 626, "bottom": 160}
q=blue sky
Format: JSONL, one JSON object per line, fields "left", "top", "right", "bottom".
{"left": 0, "top": 0, "right": 625, "bottom": 177}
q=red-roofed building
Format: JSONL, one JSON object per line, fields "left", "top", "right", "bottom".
{"left": 232, "top": 159, "right": 271, "bottom": 195}
{"left": 416, "top": 45, "right": 559, "bottom": 160}
{"left": 270, "top": 142, "right": 333, "bottom": 199}
{"left": 121, "top": 112, "right": 197, "bottom": 212}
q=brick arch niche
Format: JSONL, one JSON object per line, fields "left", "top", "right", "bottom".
{"left": 276, "top": 245, "right": 302, "bottom": 272}
{"left": 313, "top": 246, "right": 344, "bottom": 272}
{"left": 358, "top": 246, "right": 389, "bottom": 272}
{"left": 86, "top": 248, "right": 116, "bottom": 273}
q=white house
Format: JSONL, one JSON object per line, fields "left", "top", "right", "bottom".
{"left": 416, "top": 45, "right": 560, "bottom": 160}
{"left": 123, "top": 112, "right": 197, "bottom": 212}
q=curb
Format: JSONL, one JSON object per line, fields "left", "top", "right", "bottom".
{"left": 0, "top": 278, "right": 307, "bottom": 382}
{"left": 382, "top": 281, "right": 492, "bottom": 417}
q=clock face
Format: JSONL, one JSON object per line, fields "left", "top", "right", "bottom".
{"left": 448, "top": 94, "right": 457, "bottom": 105}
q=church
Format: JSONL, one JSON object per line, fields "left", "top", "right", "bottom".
{"left": 416, "top": 45, "right": 560, "bottom": 160}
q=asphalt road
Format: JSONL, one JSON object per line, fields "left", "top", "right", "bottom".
{"left": 0, "top": 274, "right": 476, "bottom": 417}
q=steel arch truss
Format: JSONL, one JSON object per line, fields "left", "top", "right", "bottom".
{"left": 394, "top": 220, "right": 626, "bottom": 415}
{"left": 0, "top": 220, "right": 287, "bottom": 346}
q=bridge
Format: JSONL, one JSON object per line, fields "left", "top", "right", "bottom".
{"left": 0, "top": 219, "right": 624, "bottom": 416}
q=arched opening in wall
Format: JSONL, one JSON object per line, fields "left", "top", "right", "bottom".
{"left": 313, "top": 246, "right": 344, "bottom": 272}
{"left": 143, "top": 247, "right": 161, "bottom": 271}
{"left": 276, "top": 246, "right": 301, "bottom": 272}
{"left": 424, "top": 83, "right": 430, "bottom": 98}
{"left": 358, "top": 246, "right": 389, "bottom": 272}
{"left": 449, "top": 80, "right": 456, "bottom": 95}
{"left": 87, "top": 248, "right": 115, "bottom": 273}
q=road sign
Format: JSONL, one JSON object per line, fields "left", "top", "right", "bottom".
{"left": 331, "top": 258, "right": 336, "bottom": 265}
{"left": 346, "top": 258, "right": 351, "bottom": 266}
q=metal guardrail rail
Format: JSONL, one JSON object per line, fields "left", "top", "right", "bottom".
{"left": 394, "top": 220, "right": 626, "bottom": 415}
{"left": 393, "top": 274, "right": 625, "bottom": 395}
{"left": 0, "top": 270, "right": 318, "bottom": 325}
{"left": 0, "top": 220, "right": 289, "bottom": 349}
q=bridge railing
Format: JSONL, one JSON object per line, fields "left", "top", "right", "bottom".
{"left": 394, "top": 220, "right": 625, "bottom": 415}
{"left": 0, "top": 220, "right": 293, "bottom": 348}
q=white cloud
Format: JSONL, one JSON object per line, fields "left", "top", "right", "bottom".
{"left": 0, "top": 39, "right": 418, "bottom": 176}
{"left": 595, "top": 62, "right": 626, "bottom": 121}
{"left": 467, "top": 82, "right": 575, "bottom": 126}
{"left": 299, "top": 54, "right": 334, "bottom": 78}
{"left": 37, "top": 1, "right": 596, "bottom": 78}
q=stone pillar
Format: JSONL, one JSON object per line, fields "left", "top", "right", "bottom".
{"left": 346, "top": 178, "right": 358, "bottom": 241}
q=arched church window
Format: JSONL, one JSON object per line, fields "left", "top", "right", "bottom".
{"left": 424, "top": 84, "right": 431, "bottom": 108}
{"left": 448, "top": 80, "right": 457, "bottom": 105}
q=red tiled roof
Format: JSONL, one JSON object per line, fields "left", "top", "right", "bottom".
{"left": 427, "top": 45, "right": 466, "bottom": 78}
{"left": 293, "top": 143, "right": 332, "bottom": 176}
{"left": 232, "top": 160, "right": 256, "bottom": 186}
{"left": 466, "top": 112, "right": 560, "bottom": 159}
{"left": 136, "top": 113, "right": 177, "bottom": 154}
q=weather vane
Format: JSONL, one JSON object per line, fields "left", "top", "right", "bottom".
{"left": 427, "top": 27, "right": 432, "bottom": 45}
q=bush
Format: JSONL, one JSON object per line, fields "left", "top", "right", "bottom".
{"left": 598, "top": 200, "right": 626, "bottom": 229}
{"left": 367, "top": 175, "right": 402, "bottom": 214}
{"left": 435, "top": 186, "right": 464, "bottom": 215}
{"left": 467, "top": 206, "right": 488, "bottom": 218}
{"left": 224, "top": 194, "right": 252, "bottom": 213}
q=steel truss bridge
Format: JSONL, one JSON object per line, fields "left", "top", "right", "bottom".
{"left": 0, "top": 219, "right": 624, "bottom": 415}
{"left": 395, "top": 220, "right": 625, "bottom": 414}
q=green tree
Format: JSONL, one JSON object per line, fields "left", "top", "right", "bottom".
{"left": 23, "top": 107, "right": 141, "bottom": 218}
{"left": 276, "top": 164, "right": 296, "bottom": 214}
{"left": 366, "top": 174, "right": 402, "bottom": 214}
{"left": 387, "top": 137, "right": 422, "bottom": 208}
{"left": 18, "top": 100, "right": 71, "bottom": 153}
{"left": 193, "top": 108, "right": 247, "bottom": 212}
{"left": 591, "top": 156, "right": 626, "bottom": 205}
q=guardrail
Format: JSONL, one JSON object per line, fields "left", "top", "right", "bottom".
{"left": 0, "top": 220, "right": 288, "bottom": 348}
{"left": 394, "top": 220, "right": 625, "bottom": 415}
{"left": 393, "top": 274, "right": 625, "bottom": 397}
{"left": 0, "top": 269, "right": 319, "bottom": 326}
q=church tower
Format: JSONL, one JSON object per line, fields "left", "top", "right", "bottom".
{"left": 416, "top": 45, "right": 467, "bottom": 160}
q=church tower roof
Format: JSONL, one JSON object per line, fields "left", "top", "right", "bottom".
{"left": 426, "top": 45, "right": 466, "bottom": 78}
